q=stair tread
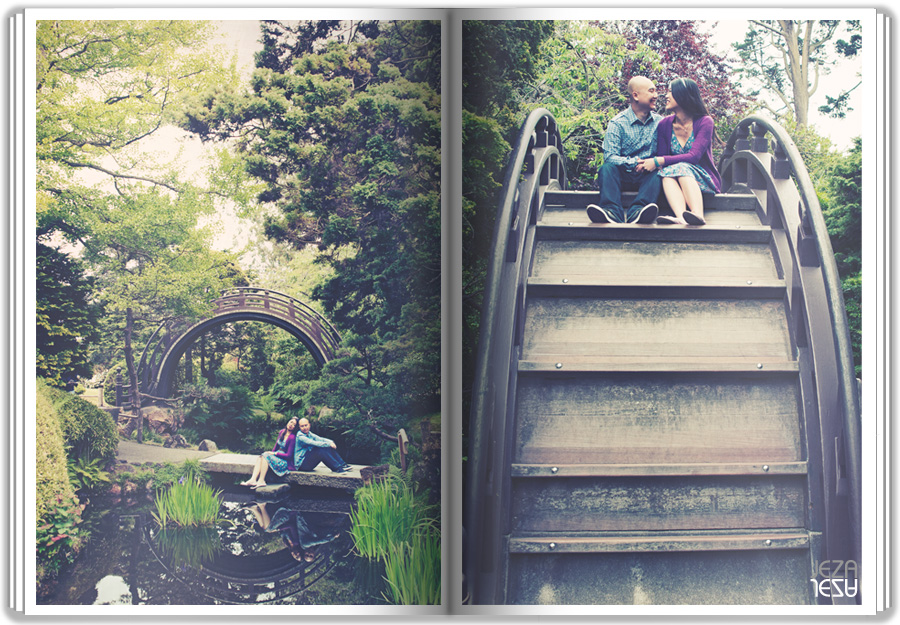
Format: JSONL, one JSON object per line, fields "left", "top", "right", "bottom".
{"left": 511, "top": 461, "right": 808, "bottom": 477}
{"left": 536, "top": 222, "right": 771, "bottom": 243}
{"left": 509, "top": 529, "right": 810, "bottom": 553}
{"left": 518, "top": 358, "right": 798, "bottom": 372}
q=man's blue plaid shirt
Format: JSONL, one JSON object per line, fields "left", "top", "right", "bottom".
{"left": 602, "top": 107, "right": 662, "bottom": 172}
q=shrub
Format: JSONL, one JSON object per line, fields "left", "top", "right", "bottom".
{"left": 47, "top": 388, "right": 118, "bottom": 463}
{"left": 36, "top": 379, "right": 82, "bottom": 586}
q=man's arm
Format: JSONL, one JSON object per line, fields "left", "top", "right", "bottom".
{"left": 602, "top": 118, "right": 637, "bottom": 169}
{"left": 296, "top": 432, "right": 333, "bottom": 448}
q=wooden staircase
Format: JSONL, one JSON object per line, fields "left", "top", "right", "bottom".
{"left": 503, "top": 190, "right": 814, "bottom": 604}
{"left": 465, "top": 111, "right": 860, "bottom": 607}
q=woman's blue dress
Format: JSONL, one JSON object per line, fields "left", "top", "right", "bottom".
{"left": 265, "top": 434, "right": 295, "bottom": 476}
{"left": 658, "top": 130, "right": 717, "bottom": 194}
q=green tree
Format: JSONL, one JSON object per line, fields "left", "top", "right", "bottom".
{"left": 36, "top": 242, "right": 101, "bottom": 387}
{"left": 183, "top": 20, "right": 442, "bottom": 438}
{"left": 36, "top": 21, "right": 252, "bottom": 440}
{"left": 733, "top": 20, "right": 861, "bottom": 126}
{"left": 822, "top": 137, "right": 862, "bottom": 376}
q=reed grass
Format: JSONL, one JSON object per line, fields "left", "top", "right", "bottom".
{"left": 349, "top": 478, "right": 429, "bottom": 561}
{"left": 349, "top": 477, "right": 440, "bottom": 604}
{"left": 152, "top": 480, "right": 223, "bottom": 528}
{"left": 382, "top": 524, "right": 441, "bottom": 605}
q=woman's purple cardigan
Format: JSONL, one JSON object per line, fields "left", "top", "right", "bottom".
{"left": 655, "top": 114, "right": 722, "bottom": 194}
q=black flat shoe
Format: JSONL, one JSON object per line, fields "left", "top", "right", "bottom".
{"left": 683, "top": 211, "right": 706, "bottom": 226}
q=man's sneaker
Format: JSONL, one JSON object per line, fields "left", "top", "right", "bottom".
{"left": 333, "top": 465, "right": 353, "bottom": 473}
{"left": 630, "top": 202, "right": 659, "bottom": 224}
{"left": 587, "top": 204, "right": 614, "bottom": 223}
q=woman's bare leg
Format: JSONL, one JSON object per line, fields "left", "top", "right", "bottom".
{"left": 241, "top": 457, "right": 266, "bottom": 486}
{"left": 661, "top": 177, "right": 687, "bottom": 223}
{"left": 679, "top": 177, "right": 705, "bottom": 221}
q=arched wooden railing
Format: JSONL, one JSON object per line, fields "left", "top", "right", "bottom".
{"left": 719, "top": 115, "right": 862, "bottom": 572}
{"left": 464, "top": 109, "right": 567, "bottom": 604}
{"left": 137, "top": 287, "right": 341, "bottom": 397}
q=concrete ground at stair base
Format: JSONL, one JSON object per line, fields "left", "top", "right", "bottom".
{"left": 199, "top": 452, "right": 365, "bottom": 489}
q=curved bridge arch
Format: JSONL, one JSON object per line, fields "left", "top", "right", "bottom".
{"left": 138, "top": 287, "right": 341, "bottom": 398}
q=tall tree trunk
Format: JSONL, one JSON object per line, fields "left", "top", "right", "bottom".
{"left": 124, "top": 307, "right": 143, "bottom": 444}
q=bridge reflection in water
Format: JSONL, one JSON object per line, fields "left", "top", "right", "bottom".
{"left": 42, "top": 492, "right": 386, "bottom": 606}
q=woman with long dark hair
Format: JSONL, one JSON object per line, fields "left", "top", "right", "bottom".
{"left": 641, "top": 77, "right": 722, "bottom": 225}
{"left": 240, "top": 416, "right": 298, "bottom": 489}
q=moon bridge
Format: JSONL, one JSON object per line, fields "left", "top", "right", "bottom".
{"left": 137, "top": 287, "right": 341, "bottom": 398}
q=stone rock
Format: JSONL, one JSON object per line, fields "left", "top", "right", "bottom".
{"left": 198, "top": 439, "right": 218, "bottom": 452}
{"left": 360, "top": 464, "right": 390, "bottom": 485}
{"left": 254, "top": 483, "right": 290, "bottom": 501}
{"left": 123, "top": 481, "right": 138, "bottom": 496}
{"left": 163, "top": 434, "right": 189, "bottom": 449}
{"left": 145, "top": 407, "right": 179, "bottom": 435}
{"left": 108, "top": 483, "right": 122, "bottom": 496}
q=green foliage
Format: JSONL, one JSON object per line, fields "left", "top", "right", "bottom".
{"left": 821, "top": 137, "right": 862, "bottom": 376}
{"left": 179, "top": 382, "right": 263, "bottom": 451}
{"left": 184, "top": 20, "right": 442, "bottom": 428}
{"left": 36, "top": 243, "right": 101, "bottom": 387}
{"left": 36, "top": 379, "right": 80, "bottom": 577}
{"left": 67, "top": 456, "right": 111, "bottom": 493}
{"left": 349, "top": 477, "right": 440, "bottom": 605}
{"left": 382, "top": 524, "right": 441, "bottom": 605}
{"left": 152, "top": 480, "right": 223, "bottom": 528}
{"left": 47, "top": 389, "right": 118, "bottom": 464}
{"left": 36, "top": 494, "right": 85, "bottom": 577}
{"left": 350, "top": 478, "right": 430, "bottom": 561}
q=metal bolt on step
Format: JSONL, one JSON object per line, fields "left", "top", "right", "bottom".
{"left": 556, "top": 363, "right": 563, "bottom": 369}
{"left": 551, "top": 467, "right": 559, "bottom": 474}
{"left": 562, "top": 278, "right": 569, "bottom": 283}
{"left": 762, "top": 465, "right": 770, "bottom": 472}
{"left": 757, "top": 363, "right": 764, "bottom": 369}
{"left": 765, "top": 539, "right": 772, "bottom": 547}
{"left": 568, "top": 222, "right": 574, "bottom": 226}
{"left": 549, "top": 543, "right": 557, "bottom": 550}
{"left": 747, "top": 280, "right": 753, "bottom": 285}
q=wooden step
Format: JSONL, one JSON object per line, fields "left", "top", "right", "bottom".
{"left": 531, "top": 239, "right": 779, "bottom": 283}
{"left": 509, "top": 529, "right": 810, "bottom": 553}
{"left": 521, "top": 296, "right": 793, "bottom": 362}
{"left": 511, "top": 461, "right": 808, "bottom": 477}
{"left": 541, "top": 206, "right": 762, "bottom": 227}
{"left": 513, "top": 372, "right": 802, "bottom": 464}
{"left": 536, "top": 222, "right": 771, "bottom": 243}
{"left": 509, "top": 474, "right": 807, "bottom": 532}
{"left": 518, "top": 358, "right": 799, "bottom": 372}
{"left": 526, "top": 281, "right": 786, "bottom": 299}
{"left": 543, "top": 190, "right": 760, "bottom": 211}
{"left": 506, "top": 549, "right": 812, "bottom": 604}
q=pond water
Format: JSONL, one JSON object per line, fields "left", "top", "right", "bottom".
{"left": 39, "top": 489, "right": 389, "bottom": 605}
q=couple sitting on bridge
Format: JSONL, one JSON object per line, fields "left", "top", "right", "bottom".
{"left": 587, "top": 75, "right": 722, "bottom": 226}
{"left": 241, "top": 416, "right": 352, "bottom": 489}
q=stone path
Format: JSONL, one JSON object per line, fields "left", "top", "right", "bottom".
{"left": 116, "top": 439, "right": 216, "bottom": 465}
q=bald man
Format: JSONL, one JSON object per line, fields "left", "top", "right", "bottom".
{"left": 587, "top": 76, "right": 662, "bottom": 224}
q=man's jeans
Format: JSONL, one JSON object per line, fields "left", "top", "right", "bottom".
{"left": 597, "top": 162, "right": 662, "bottom": 222}
{"left": 298, "top": 446, "right": 348, "bottom": 471}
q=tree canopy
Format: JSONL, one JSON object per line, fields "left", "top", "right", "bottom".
{"left": 182, "top": 20, "right": 442, "bottom": 438}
